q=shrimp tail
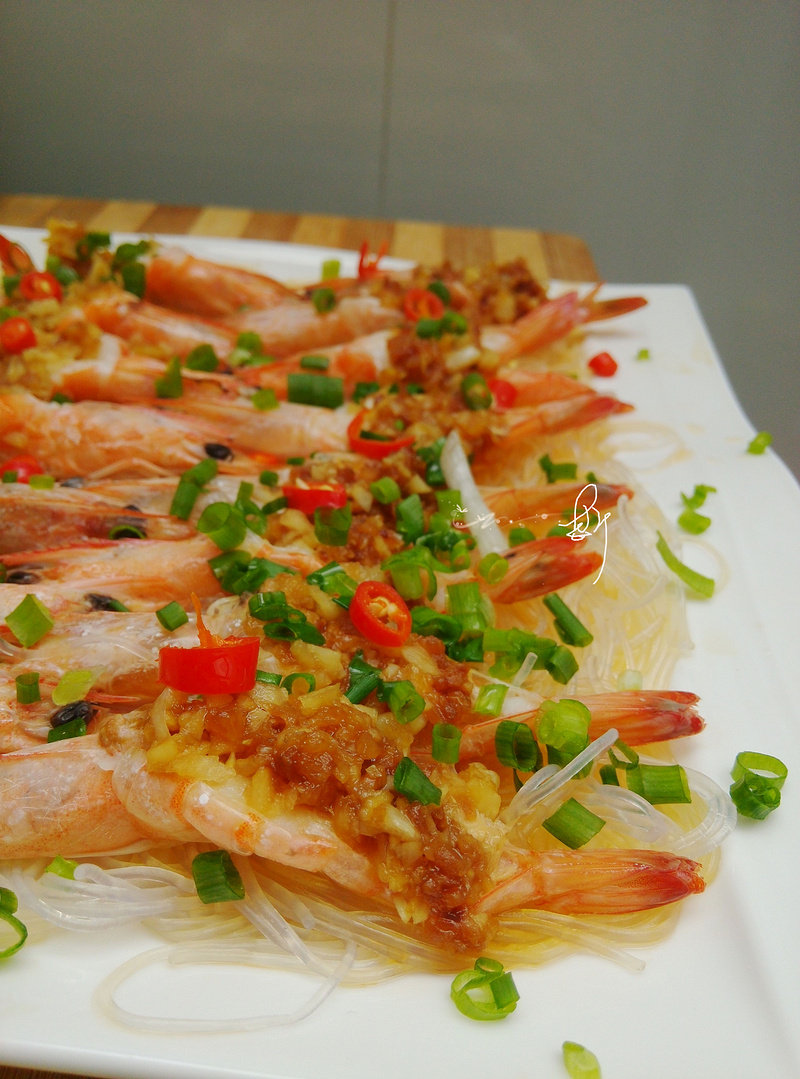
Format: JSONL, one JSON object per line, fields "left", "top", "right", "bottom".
{"left": 478, "top": 846, "right": 704, "bottom": 917}
{"left": 488, "top": 535, "right": 603, "bottom": 603}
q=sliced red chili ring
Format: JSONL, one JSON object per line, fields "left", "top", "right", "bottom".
{"left": 0, "top": 317, "right": 36, "bottom": 354}
{"left": 18, "top": 271, "right": 63, "bottom": 303}
{"left": 488, "top": 377, "right": 518, "bottom": 409}
{"left": 282, "top": 483, "right": 348, "bottom": 514}
{"left": 158, "top": 636, "right": 260, "bottom": 695}
{"left": 403, "top": 287, "right": 445, "bottom": 323}
{"left": 347, "top": 409, "right": 414, "bottom": 460}
{"left": 588, "top": 351, "right": 618, "bottom": 377}
{"left": 349, "top": 580, "right": 412, "bottom": 647}
{"left": 0, "top": 454, "right": 45, "bottom": 483}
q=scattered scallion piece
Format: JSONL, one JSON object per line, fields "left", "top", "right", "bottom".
{"left": 474, "top": 682, "right": 509, "bottom": 717}
{"left": 197, "top": 501, "right": 247, "bottom": 551}
{"left": 635, "top": 347, "right": 650, "bottom": 361}
{"left": 287, "top": 372, "right": 344, "bottom": 409}
{"left": 311, "top": 287, "right": 336, "bottom": 313}
{"left": 450, "top": 957, "right": 519, "bottom": 1021}
{"left": 543, "top": 797, "right": 605, "bottom": 848}
{"left": 321, "top": 258, "right": 340, "bottom": 280}
{"left": 28, "top": 473, "right": 55, "bottom": 490}
{"left": 562, "top": 1041, "right": 603, "bottom": 1078}
{"left": 370, "top": 476, "right": 402, "bottom": 504}
{"left": 431, "top": 722, "right": 462, "bottom": 763}
{"left": 461, "top": 371, "right": 493, "bottom": 411}
{"left": 154, "top": 356, "right": 183, "bottom": 398}
{"left": 656, "top": 531, "right": 715, "bottom": 598}
{"left": 45, "top": 855, "right": 77, "bottom": 879}
{"left": 191, "top": 850, "right": 245, "bottom": 904}
{"left": 478, "top": 552, "right": 508, "bottom": 585}
{"left": 156, "top": 601, "right": 189, "bottom": 631}
{"left": 393, "top": 757, "right": 441, "bottom": 805}
{"left": 52, "top": 669, "right": 96, "bottom": 707}
{"left": 494, "top": 719, "right": 540, "bottom": 771}
{"left": 539, "top": 453, "right": 578, "bottom": 483}
{"left": 252, "top": 387, "right": 279, "bottom": 411}
{"left": 306, "top": 561, "right": 358, "bottom": 609}
{"left": 509, "top": 525, "right": 535, "bottom": 545}
{"left": 378, "top": 680, "right": 425, "bottom": 725}
{"left": 15, "top": 671, "right": 40, "bottom": 704}
{"left": 543, "top": 594, "right": 593, "bottom": 647}
{"left": 0, "top": 887, "right": 28, "bottom": 959}
{"left": 5, "top": 594, "right": 54, "bottom": 647}
{"left": 345, "top": 652, "right": 382, "bottom": 704}
{"left": 627, "top": 762, "right": 691, "bottom": 804}
{"left": 537, "top": 698, "right": 590, "bottom": 767}
{"left": 282, "top": 672, "right": 315, "bottom": 695}
{"left": 747, "top": 431, "right": 772, "bottom": 455}
{"left": 313, "top": 503, "right": 352, "bottom": 545}
{"left": 46, "top": 715, "right": 87, "bottom": 742}
{"left": 729, "top": 751, "right": 787, "bottom": 819}
{"left": 185, "top": 343, "right": 219, "bottom": 371}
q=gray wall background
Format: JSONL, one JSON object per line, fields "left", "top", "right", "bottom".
{"left": 2, "top": 0, "right": 798, "bottom": 478}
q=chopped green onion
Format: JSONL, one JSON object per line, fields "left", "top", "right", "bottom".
{"left": 378, "top": 680, "right": 425, "bottom": 725}
{"left": 156, "top": 601, "right": 188, "bottom": 631}
{"left": 247, "top": 591, "right": 325, "bottom": 645}
{"left": 108, "top": 522, "right": 146, "bottom": 540}
{"left": 314, "top": 503, "right": 352, "bottom": 545}
{"left": 410, "top": 607, "right": 462, "bottom": 643}
{"left": 321, "top": 258, "right": 340, "bottom": 280}
{"left": 627, "top": 762, "right": 691, "bottom": 804}
{"left": 450, "top": 957, "right": 519, "bottom": 1021}
{"left": 494, "top": 719, "right": 540, "bottom": 771}
{"left": 729, "top": 751, "right": 787, "bottom": 819}
{"left": 45, "top": 855, "right": 77, "bottom": 879}
{"left": 546, "top": 644, "right": 579, "bottom": 685}
{"left": 369, "top": 476, "right": 402, "bottom": 504}
{"left": 28, "top": 473, "right": 55, "bottom": 490}
{"left": 0, "top": 887, "right": 28, "bottom": 959}
{"left": 119, "top": 260, "right": 146, "bottom": 298}
{"left": 747, "top": 431, "right": 772, "bottom": 454}
{"left": 306, "top": 561, "right": 358, "bottom": 609}
{"left": 393, "top": 757, "right": 441, "bottom": 805}
{"left": 191, "top": 850, "right": 245, "bottom": 904}
{"left": 478, "top": 552, "right": 509, "bottom": 584}
{"left": 607, "top": 739, "right": 639, "bottom": 770}
{"left": 681, "top": 484, "right": 716, "bottom": 510}
{"left": 5, "top": 594, "right": 54, "bottom": 646}
{"left": 15, "top": 671, "right": 40, "bottom": 704}
{"left": 446, "top": 581, "right": 491, "bottom": 639}
{"left": 543, "top": 594, "right": 593, "bottom": 647}
{"left": 509, "top": 524, "right": 535, "bottom": 545}
{"left": 299, "top": 354, "right": 330, "bottom": 371}
{"left": 539, "top": 453, "right": 578, "bottom": 483}
{"left": 311, "top": 287, "right": 336, "bottom": 313}
{"left": 197, "top": 501, "right": 247, "bottom": 551}
{"left": 52, "top": 669, "right": 96, "bottom": 706}
{"left": 46, "top": 715, "right": 87, "bottom": 742}
{"left": 287, "top": 372, "right": 344, "bottom": 409}
{"left": 562, "top": 1041, "right": 603, "bottom": 1079}
{"left": 255, "top": 669, "right": 282, "bottom": 686}
{"left": 185, "top": 343, "right": 219, "bottom": 371}
{"left": 537, "top": 698, "right": 590, "bottom": 766}
{"left": 656, "top": 531, "right": 715, "bottom": 597}
{"left": 431, "top": 722, "right": 461, "bottom": 763}
{"left": 259, "top": 469, "right": 279, "bottom": 487}
{"left": 543, "top": 797, "right": 605, "bottom": 848}
{"left": 282, "top": 672, "right": 316, "bottom": 695}
{"left": 677, "top": 507, "right": 711, "bottom": 534}
{"left": 474, "top": 683, "right": 509, "bottom": 717}
{"left": 345, "top": 652, "right": 382, "bottom": 704}
{"left": 395, "top": 493, "right": 425, "bottom": 543}
{"left": 252, "top": 387, "right": 279, "bottom": 411}
{"left": 416, "top": 438, "right": 446, "bottom": 486}
{"left": 154, "top": 356, "right": 183, "bottom": 398}
{"left": 461, "top": 372, "right": 492, "bottom": 411}
{"left": 383, "top": 547, "right": 439, "bottom": 602}
{"left": 427, "top": 280, "right": 450, "bottom": 305}
{"left": 352, "top": 380, "right": 380, "bottom": 403}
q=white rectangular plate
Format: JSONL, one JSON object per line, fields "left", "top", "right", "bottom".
{"left": 1, "top": 228, "right": 799, "bottom": 1079}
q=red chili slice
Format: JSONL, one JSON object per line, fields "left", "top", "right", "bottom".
{"left": 158, "top": 594, "right": 260, "bottom": 695}
{"left": 357, "top": 241, "right": 388, "bottom": 281}
{"left": 18, "top": 271, "right": 63, "bottom": 303}
{"left": 349, "top": 580, "right": 412, "bottom": 647}
{"left": 282, "top": 483, "right": 348, "bottom": 514}
{"left": 158, "top": 636, "right": 260, "bottom": 695}
{"left": 403, "top": 287, "right": 445, "bottom": 322}
{"left": 588, "top": 351, "right": 618, "bottom": 377}
{"left": 488, "top": 378, "right": 518, "bottom": 409}
{"left": 0, "top": 316, "right": 36, "bottom": 354}
{"left": 0, "top": 454, "right": 45, "bottom": 482}
{"left": 347, "top": 409, "right": 414, "bottom": 460}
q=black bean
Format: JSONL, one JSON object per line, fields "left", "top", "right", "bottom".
{"left": 50, "top": 700, "right": 95, "bottom": 728}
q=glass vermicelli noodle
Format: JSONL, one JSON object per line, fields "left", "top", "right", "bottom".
{"left": 0, "top": 225, "right": 734, "bottom": 1032}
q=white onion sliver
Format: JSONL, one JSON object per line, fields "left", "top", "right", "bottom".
{"left": 440, "top": 430, "right": 506, "bottom": 556}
